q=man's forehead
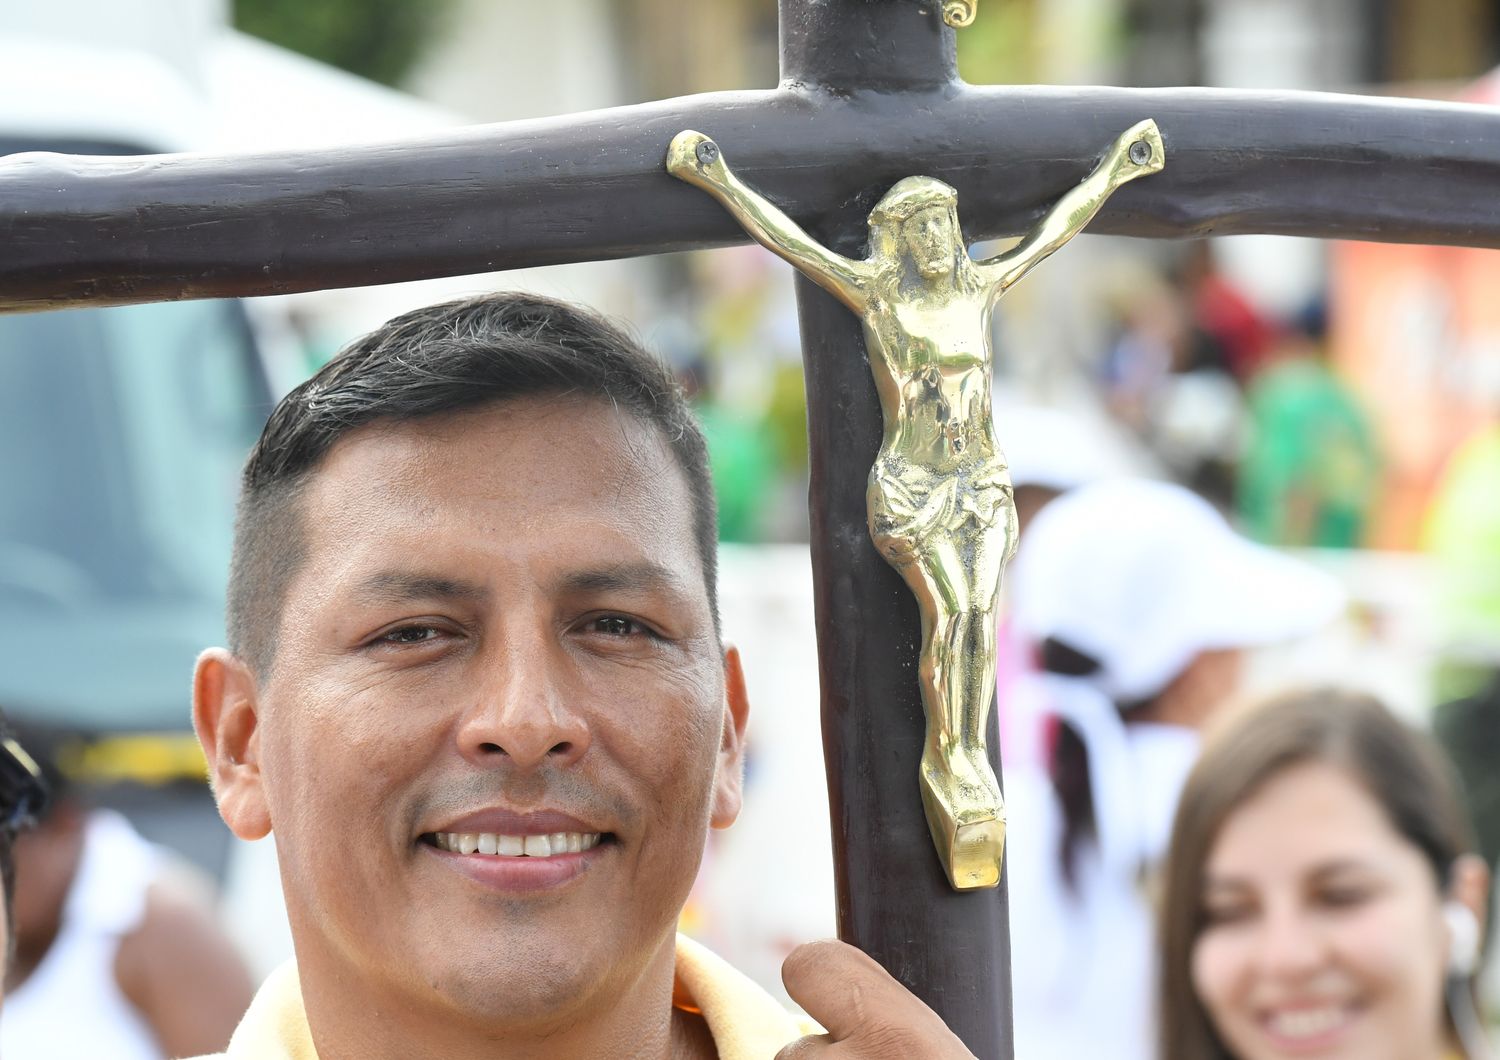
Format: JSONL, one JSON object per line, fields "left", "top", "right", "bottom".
{"left": 294, "top": 395, "right": 701, "bottom": 571}
{"left": 329, "top": 392, "right": 648, "bottom": 456}
{"left": 317, "top": 394, "right": 681, "bottom": 496}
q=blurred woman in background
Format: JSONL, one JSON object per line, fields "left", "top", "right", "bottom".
{"left": 1159, "top": 689, "right": 1493, "bottom": 1060}
{"left": 1005, "top": 478, "right": 1343, "bottom": 1060}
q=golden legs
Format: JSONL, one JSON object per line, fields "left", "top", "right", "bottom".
{"left": 872, "top": 479, "right": 1014, "bottom": 892}
{"left": 915, "top": 603, "right": 1005, "bottom": 890}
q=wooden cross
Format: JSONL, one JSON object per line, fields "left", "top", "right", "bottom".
{"left": 5, "top": 2, "right": 1500, "bottom": 1055}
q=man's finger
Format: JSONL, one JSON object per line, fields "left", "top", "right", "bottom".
{"left": 779, "top": 939, "right": 974, "bottom": 1056}
{"left": 782, "top": 939, "right": 890, "bottom": 1042}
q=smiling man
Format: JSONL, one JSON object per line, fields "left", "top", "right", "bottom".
{"left": 190, "top": 294, "right": 973, "bottom": 1059}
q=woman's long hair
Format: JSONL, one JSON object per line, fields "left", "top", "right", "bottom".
{"left": 1157, "top": 688, "right": 1482, "bottom": 1060}
{"left": 1037, "top": 636, "right": 1111, "bottom": 889}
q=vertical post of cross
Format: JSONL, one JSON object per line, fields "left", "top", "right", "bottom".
{"left": 778, "top": 2, "right": 1015, "bottom": 1057}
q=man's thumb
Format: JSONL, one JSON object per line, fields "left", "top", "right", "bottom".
{"left": 779, "top": 940, "right": 977, "bottom": 1058}
{"left": 781, "top": 939, "right": 886, "bottom": 1042}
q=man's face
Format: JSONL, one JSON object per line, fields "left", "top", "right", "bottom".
{"left": 220, "top": 396, "right": 742, "bottom": 1029}
{"left": 902, "top": 205, "right": 956, "bottom": 281}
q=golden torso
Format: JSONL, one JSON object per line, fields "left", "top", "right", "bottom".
{"left": 861, "top": 262, "right": 1013, "bottom": 576}
{"left": 863, "top": 268, "right": 996, "bottom": 469}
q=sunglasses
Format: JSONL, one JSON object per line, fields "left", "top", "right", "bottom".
{"left": 0, "top": 736, "right": 48, "bottom": 835}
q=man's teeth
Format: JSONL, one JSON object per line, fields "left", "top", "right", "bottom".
{"left": 432, "top": 831, "right": 601, "bottom": 857}
{"left": 1267, "top": 1007, "right": 1350, "bottom": 1040}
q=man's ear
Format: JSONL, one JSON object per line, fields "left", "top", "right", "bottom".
{"left": 709, "top": 644, "right": 751, "bottom": 830}
{"left": 192, "top": 648, "right": 271, "bottom": 841}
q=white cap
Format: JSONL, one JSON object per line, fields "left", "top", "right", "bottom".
{"left": 1010, "top": 478, "right": 1344, "bottom": 702}
{"left": 993, "top": 398, "right": 1159, "bottom": 492}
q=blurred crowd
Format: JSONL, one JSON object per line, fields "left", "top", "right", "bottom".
{"left": 668, "top": 233, "right": 1500, "bottom": 1057}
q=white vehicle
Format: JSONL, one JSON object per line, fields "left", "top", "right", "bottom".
{"left": 0, "top": 35, "right": 278, "bottom": 883}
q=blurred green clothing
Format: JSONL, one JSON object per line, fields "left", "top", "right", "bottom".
{"left": 1423, "top": 425, "right": 1500, "bottom": 658}
{"left": 762, "top": 363, "right": 809, "bottom": 473}
{"left": 1238, "top": 358, "right": 1379, "bottom": 548}
{"left": 696, "top": 405, "right": 773, "bottom": 543}
{"left": 1426, "top": 431, "right": 1500, "bottom": 862}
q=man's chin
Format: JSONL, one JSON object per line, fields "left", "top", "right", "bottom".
{"left": 434, "top": 949, "right": 607, "bottom": 1025}
{"left": 413, "top": 923, "right": 673, "bottom": 1031}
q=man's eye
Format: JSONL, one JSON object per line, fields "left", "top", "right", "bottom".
{"left": 591, "top": 616, "right": 640, "bottom": 637}
{"left": 381, "top": 626, "right": 441, "bottom": 645}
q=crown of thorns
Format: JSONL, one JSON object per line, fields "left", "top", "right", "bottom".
{"left": 868, "top": 176, "right": 958, "bottom": 225}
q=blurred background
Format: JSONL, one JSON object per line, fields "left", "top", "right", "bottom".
{"left": 1, "top": 0, "right": 1498, "bottom": 1048}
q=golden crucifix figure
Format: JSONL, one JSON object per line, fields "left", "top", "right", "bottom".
{"left": 668, "top": 120, "right": 1165, "bottom": 890}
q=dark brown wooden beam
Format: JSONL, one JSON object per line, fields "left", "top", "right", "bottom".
{"left": 778, "top": 0, "right": 956, "bottom": 89}
{"left": 4, "top": 84, "right": 1500, "bottom": 311}
{"left": 795, "top": 261, "right": 1017, "bottom": 1058}
{"left": 781, "top": 3, "right": 1011, "bottom": 1058}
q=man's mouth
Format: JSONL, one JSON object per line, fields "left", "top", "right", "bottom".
{"left": 425, "top": 831, "right": 606, "bottom": 858}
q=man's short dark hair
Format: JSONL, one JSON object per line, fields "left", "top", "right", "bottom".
{"left": 227, "top": 293, "right": 719, "bottom": 677}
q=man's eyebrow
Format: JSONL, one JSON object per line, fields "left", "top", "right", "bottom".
{"left": 557, "top": 561, "right": 689, "bottom": 598}
{"left": 352, "top": 571, "right": 490, "bottom": 604}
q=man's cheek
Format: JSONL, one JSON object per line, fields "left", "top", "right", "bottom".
{"left": 612, "top": 700, "right": 721, "bottom": 787}
{"left": 261, "top": 713, "right": 386, "bottom": 839}
{"left": 298, "top": 661, "right": 421, "bottom": 723}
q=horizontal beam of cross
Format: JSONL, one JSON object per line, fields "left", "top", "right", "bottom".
{"left": 3, "top": 83, "right": 1499, "bottom": 311}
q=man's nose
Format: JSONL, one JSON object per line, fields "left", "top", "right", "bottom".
{"left": 455, "top": 635, "right": 590, "bottom": 770}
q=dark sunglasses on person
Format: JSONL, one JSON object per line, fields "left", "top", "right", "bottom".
{"left": 0, "top": 736, "right": 47, "bottom": 835}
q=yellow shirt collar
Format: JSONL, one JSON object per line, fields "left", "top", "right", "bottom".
{"left": 200, "top": 934, "right": 809, "bottom": 1060}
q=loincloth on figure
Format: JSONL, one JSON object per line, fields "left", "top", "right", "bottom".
{"left": 866, "top": 452, "right": 1015, "bottom": 568}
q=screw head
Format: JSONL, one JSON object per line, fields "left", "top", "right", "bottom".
{"left": 1129, "top": 139, "right": 1152, "bottom": 165}
{"left": 695, "top": 140, "right": 719, "bottom": 165}
{"left": 942, "top": 1, "right": 977, "bottom": 27}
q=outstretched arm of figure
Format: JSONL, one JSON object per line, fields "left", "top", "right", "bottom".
{"left": 668, "top": 130, "right": 869, "bottom": 312}
{"left": 978, "top": 118, "right": 1165, "bottom": 294}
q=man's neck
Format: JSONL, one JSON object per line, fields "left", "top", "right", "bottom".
{"left": 298, "top": 935, "right": 703, "bottom": 1060}
{"left": 670, "top": 1008, "right": 717, "bottom": 1059}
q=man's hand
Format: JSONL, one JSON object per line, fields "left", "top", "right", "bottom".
{"left": 775, "top": 940, "right": 978, "bottom": 1058}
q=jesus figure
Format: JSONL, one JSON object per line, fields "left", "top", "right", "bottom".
{"left": 667, "top": 120, "right": 1165, "bottom": 889}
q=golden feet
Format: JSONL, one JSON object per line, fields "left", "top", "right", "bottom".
{"left": 919, "top": 748, "right": 1005, "bottom": 890}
